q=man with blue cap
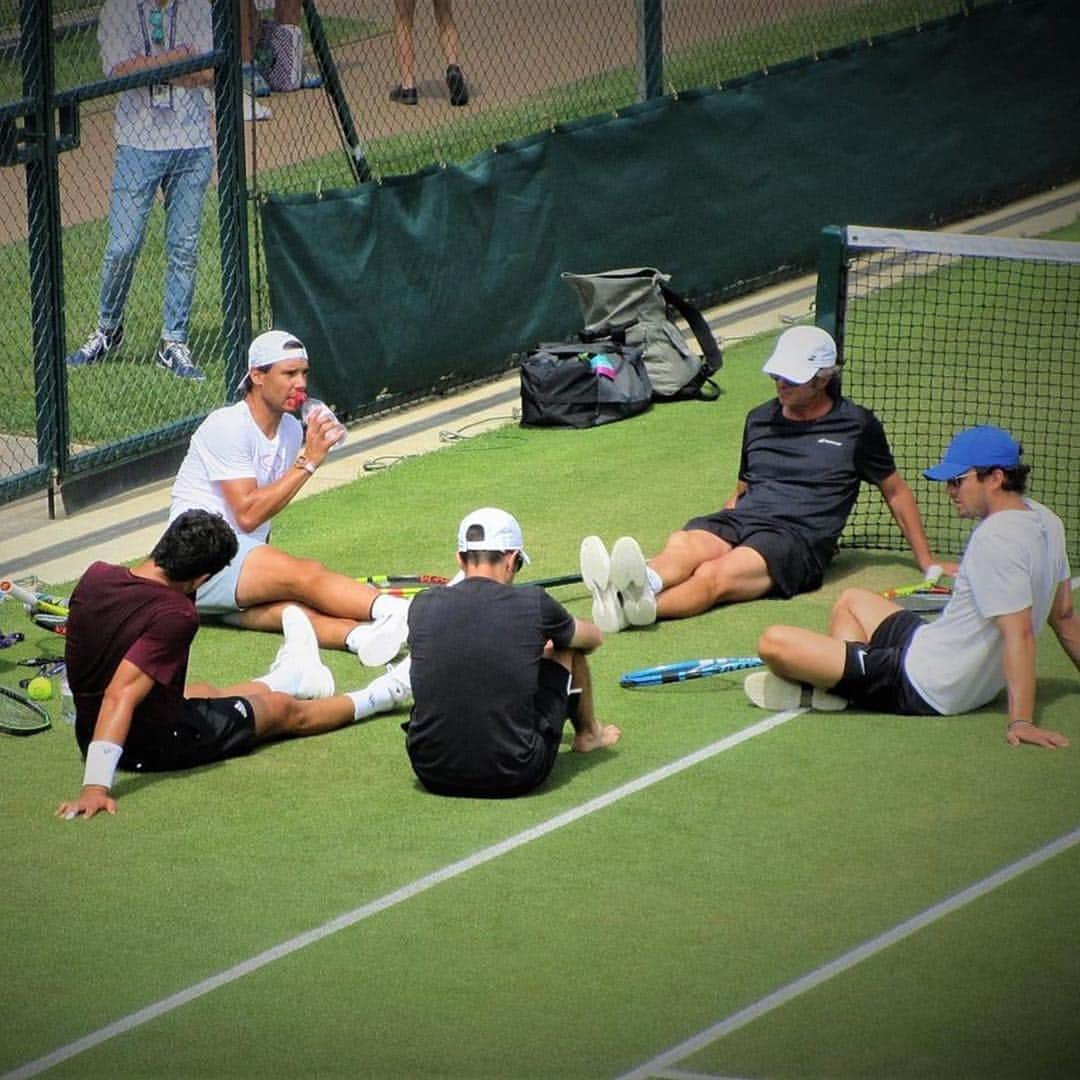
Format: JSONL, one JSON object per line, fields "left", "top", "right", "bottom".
{"left": 743, "top": 426, "right": 1078, "bottom": 747}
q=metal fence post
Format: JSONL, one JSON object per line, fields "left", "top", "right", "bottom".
{"left": 636, "top": 0, "right": 664, "bottom": 101}
{"left": 212, "top": 0, "right": 251, "bottom": 396}
{"left": 21, "top": 0, "right": 67, "bottom": 510}
{"left": 815, "top": 226, "right": 848, "bottom": 358}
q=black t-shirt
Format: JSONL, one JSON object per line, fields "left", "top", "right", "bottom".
{"left": 405, "top": 578, "right": 576, "bottom": 792}
{"left": 65, "top": 561, "right": 198, "bottom": 755}
{"left": 732, "top": 396, "right": 896, "bottom": 556}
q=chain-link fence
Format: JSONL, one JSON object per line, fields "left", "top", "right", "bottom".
{"left": 2, "top": 0, "right": 248, "bottom": 509}
{"left": 1, "top": 0, "right": 993, "bottom": 510}
{"left": 246, "top": 0, "right": 986, "bottom": 194}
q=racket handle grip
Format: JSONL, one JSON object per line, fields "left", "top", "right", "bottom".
{"left": 1, "top": 580, "right": 40, "bottom": 607}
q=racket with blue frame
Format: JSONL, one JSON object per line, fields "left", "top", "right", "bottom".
{"left": 620, "top": 656, "right": 764, "bottom": 687}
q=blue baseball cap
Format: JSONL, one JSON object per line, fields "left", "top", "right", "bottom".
{"left": 923, "top": 425, "right": 1022, "bottom": 482}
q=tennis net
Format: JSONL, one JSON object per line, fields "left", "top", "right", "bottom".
{"left": 816, "top": 225, "right": 1079, "bottom": 565}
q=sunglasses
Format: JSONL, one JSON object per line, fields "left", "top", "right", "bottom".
{"left": 148, "top": 7, "right": 165, "bottom": 46}
{"left": 945, "top": 469, "right": 977, "bottom": 489}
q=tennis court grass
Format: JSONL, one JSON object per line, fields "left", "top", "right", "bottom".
{"left": 1, "top": 325, "right": 1077, "bottom": 1079}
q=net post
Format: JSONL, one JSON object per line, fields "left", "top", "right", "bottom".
{"left": 815, "top": 225, "right": 848, "bottom": 362}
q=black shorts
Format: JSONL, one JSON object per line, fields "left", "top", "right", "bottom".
{"left": 416, "top": 659, "right": 572, "bottom": 799}
{"left": 830, "top": 610, "right": 939, "bottom": 715}
{"left": 117, "top": 696, "right": 258, "bottom": 773}
{"left": 682, "top": 510, "right": 823, "bottom": 598}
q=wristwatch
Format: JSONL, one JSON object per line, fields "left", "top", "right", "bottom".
{"left": 294, "top": 454, "right": 317, "bottom": 475}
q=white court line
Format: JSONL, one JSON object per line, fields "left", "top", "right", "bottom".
{"left": 3, "top": 708, "right": 804, "bottom": 1080}
{"left": 619, "top": 823, "right": 1080, "bottom": 1080}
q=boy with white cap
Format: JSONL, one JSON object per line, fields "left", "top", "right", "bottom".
{"left": 394, "top": 507, "right": 620, "bottom": 798}
{"left": 743, "top": 425, "right": 1077, "bottom": 747}
{"left": 580, "top": 325, "right": 946, "bottom": 631}
{"left": 169, "top": 329, "right": 408, "bottom": 666}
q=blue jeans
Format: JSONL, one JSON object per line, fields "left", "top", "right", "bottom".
{"left": 98, "top": 145, "right": 213, "bottom": 343}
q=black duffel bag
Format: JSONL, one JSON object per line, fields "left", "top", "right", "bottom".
{"left": 518, "top": 339, "right": 652, "bottom": 429}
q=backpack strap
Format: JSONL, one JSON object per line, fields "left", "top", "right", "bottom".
{"left": 658, "top": 283, "right": 722, "bottom": 375}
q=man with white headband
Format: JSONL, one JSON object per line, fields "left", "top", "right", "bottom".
{"left": 169, "top": 329, "right": 408, "bottom": 666}
{"left": 580, "top": 325, "right": 947, "bottom": 632}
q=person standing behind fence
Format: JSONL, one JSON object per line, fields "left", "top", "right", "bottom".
{"left": 65, "top": 0, "right": 213, "bottom": 382}
{"left": 389, "top": 0, "right": 469, "bottom": 107}
{"left": 238, "top": 0, "right": 322, "bottom": 121}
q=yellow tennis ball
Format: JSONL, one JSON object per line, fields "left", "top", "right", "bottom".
{"left": 27, "top": 676, "right": 53, "bottom": 701}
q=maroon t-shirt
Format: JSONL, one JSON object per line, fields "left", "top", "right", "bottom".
{"left": 64, "top": 562, "right": 199, "bottom": 754}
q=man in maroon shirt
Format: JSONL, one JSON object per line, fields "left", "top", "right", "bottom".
{"left": 57, "top": 510, "right": 364, "bottom": 821}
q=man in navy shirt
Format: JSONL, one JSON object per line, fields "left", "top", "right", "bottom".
{"left": 580, "top": 326, "right": 948, "bottom": 631}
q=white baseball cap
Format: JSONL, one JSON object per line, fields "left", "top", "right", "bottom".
{"left": 456, "top": 507, "right": 531, "bottom": 564}
{"left": 762, "top": 325, "right": 838, "bottom": 385}
{"left": 235, "top": 330, "right": 308, "bottom": 393}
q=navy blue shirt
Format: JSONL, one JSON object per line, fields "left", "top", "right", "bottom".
{"left": 732, "top": 396, "right": 896, "bottom": 558}
{"left": 405, "top": 578, "right": 575, "bottom": 793}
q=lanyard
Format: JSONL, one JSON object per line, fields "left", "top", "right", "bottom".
{"left": 136, "top": 0, "right": 178, "bottom": 57}
{"left": 136, "top": 0, "right": 180, "bottom": 109}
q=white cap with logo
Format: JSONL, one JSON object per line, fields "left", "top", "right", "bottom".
{"left": 762, "top": 325, "right": 838, "bottom": 385}
{"left": 235, "top": 330, "right": 308, "bottom": 393}
{"left": 456, "top": 507, "right": 531, "bottom": 564}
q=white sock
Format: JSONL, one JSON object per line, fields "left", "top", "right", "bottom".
{"left": 370, "top": 593, "right": 407, "bottom": 620}
{"left": 347, "top": 678, "right": 396, "bottom": 720}
{"left": 646, "top": 566, "right": 663, "bottom": 595}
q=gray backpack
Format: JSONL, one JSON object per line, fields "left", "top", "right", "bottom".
{"left": 561, "top": 267, "right": 722, "bottom": 401}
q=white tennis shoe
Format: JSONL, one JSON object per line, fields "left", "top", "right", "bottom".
{"left": 579, "top": 535, "right": 626, "bottom": 633}
{"left": 259, "top": 605, "right": 335, "bottom": 699}
{"left": 348, "top": 602, "right": 410, "bottom": 667}
{"left": 609, "top": 536, "right": 657, "bottom": 627}
{"left": 743, "top": 671, "right": 847, "bottom": 712}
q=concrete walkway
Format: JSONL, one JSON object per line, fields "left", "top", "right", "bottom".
{"left": 1, "top": 180, "right": 1076, "bottom": 587}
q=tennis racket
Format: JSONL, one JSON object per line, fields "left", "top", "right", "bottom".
{"left": 521, "top": 573, "right": 583, "bottom": 589}
{"left": 358, "top": 574, "right": 450, "bottom": 588}
{"left": 890, "top": 587, "right": 952, "bottom": 613}
{"left": 881, "top": 564, "right": 951, "bottom": 613}
{"left": 0, "top": 580, "right": 70, "bottom": 619}
{"left": 620, "top": 656, "right": 764, "bottom": 687}
{"left": 0, "top": 685, "right": 51, "bottom": 735}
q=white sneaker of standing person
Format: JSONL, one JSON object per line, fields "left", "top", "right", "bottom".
{"left": 255, "top": 605, "right": 335, "bottom": 699}
{"left": 345, "top": 595, "right": 410, "bottom": 667}
{"left": 242, "top": 89, "right": 271, "bottom": 121}
{"left": 743, "top": 671, "right": 848, "bottom": 712}
{"left": 347, "top": 656, "right": 413, "bottom": 720}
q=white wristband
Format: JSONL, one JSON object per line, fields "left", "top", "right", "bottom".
{"left": 83, "top": 740, "right": 123, "bottom": 789}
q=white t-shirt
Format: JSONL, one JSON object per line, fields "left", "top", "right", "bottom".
{"left": 99, "top": 0, "right": 214, "bottom": 151}
{"left": 905, "top": 499, "right": 1070, "bottom": 715}
{"left": 170, "top": 401, "right": 303, "bottom": 542}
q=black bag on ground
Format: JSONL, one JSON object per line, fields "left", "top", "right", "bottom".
{"left": 519, "top": 339, "right": 652, "bottom": 428}
{"left": 562, "top": 267, "right": 722, "bottom": 401}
